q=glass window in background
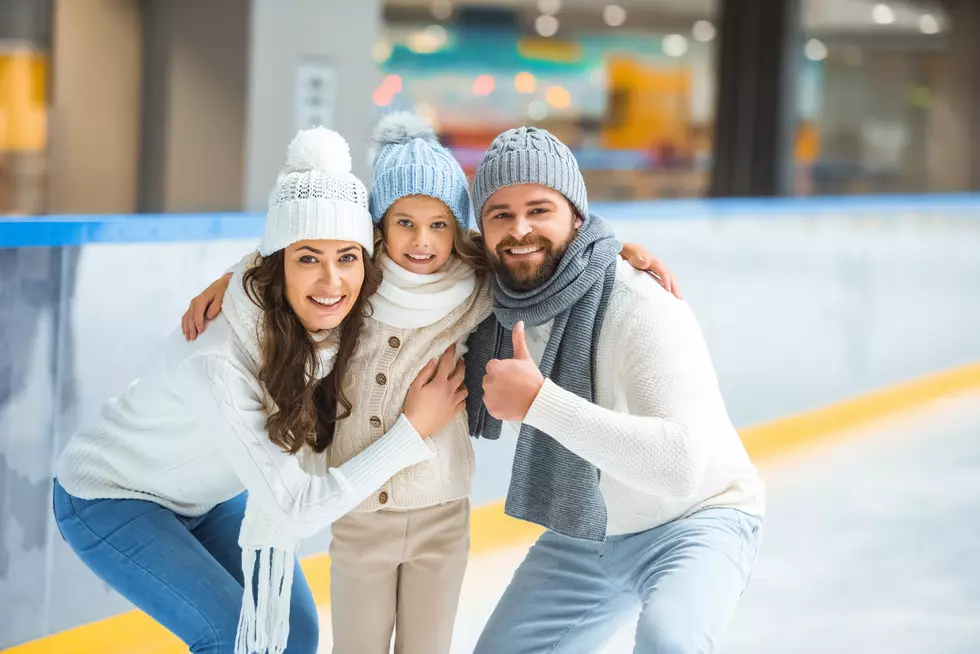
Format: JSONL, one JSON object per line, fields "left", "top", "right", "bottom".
{"left": 0, "top": 0, "right": 51, "bottom": 215}
{"left": 378, "top": 0, "right": 719, "bottom": 201}
{"left": 796, "top": 0, "right": 950, "bottom": 196}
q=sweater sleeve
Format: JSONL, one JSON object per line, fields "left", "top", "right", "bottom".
{"left": 523, "top": 287, "right": 712, "bottom": 500}
{"left": 177, "top": 354, "right": 434, "bottom": 535}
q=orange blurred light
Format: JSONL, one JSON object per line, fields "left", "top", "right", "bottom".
{"left": 383, "top": 74, "right": 403, "bottom": 93}
{"left": 372, "top": 87, "right": 393, "bottom": 107}
{"left": 545, "top": 85, "right": 571, "bottom": 109}
{"left": 514, "top": 72, "right": 536, "bottom": 94}
{"left": 472, "top": 74, "right": 495, "bottom": 96}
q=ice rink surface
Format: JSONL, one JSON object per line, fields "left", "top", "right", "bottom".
{"left": 314, "top": 392, "right": 980, "bottom": 653}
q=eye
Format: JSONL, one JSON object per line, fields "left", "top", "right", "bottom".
{"left": 299, "top": 255, "right": 318, "bottom": 264}
{"left": 397, "top": 219, "right": 412, "bottom": 228}
{"left": 339, "top": 253, "right": 359, "bottom": 263}
{"left": 530, "top": 207, "right": 549, "bottom": 215}
{"left": 431, "top": 221, "right": 448, "bottom": 229}
{"left": 491, "top": 212, "right": 510, "bottom": 221}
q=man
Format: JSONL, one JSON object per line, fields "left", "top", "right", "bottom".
{"left": 464, "top": 127, "right": 764, "bottom": 653}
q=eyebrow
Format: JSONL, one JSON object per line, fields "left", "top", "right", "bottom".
{"left": 296, "top": 245, "right": 359, "bottom": 255}
{"left": 391, "top": 212, "right": 449, "bottom": 221}
{"left": 483, "top": 199, "right": 556, "bottom": 216}
{"left": 483, "top": 203, "right": 510, "bottom": 216}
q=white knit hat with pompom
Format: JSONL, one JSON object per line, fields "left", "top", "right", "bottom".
{"left": 260, "top": 127, "right": 374, "bottom": 256}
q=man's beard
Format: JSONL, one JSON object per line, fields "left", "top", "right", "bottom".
{"left": 489, "top": 233, "right": 574, "bottom": 291}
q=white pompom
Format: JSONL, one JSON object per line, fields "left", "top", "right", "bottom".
{"left": 368, "top": 112, "right": 438, "bottom": 165}
{"left": 286, "top": 127, "right": 352, "bottom": 174}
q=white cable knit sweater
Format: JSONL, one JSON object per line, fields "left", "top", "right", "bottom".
{"left": 55, "top": 278, "right": 435, "bottom": 536}
{"left": 331, "top": 254, "right": 493, "bottom": 512}
{"left": 514, "top": 259, "right": 764, "bottom": 535}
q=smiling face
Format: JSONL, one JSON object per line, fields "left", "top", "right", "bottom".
{"left": 480, "top": 184, "right": 583, "bottom": 290}
{"left": 382, "top": 195, "right": 456, "bottom": 274}
{"left": 283, "top": 239, "right": 366, "bottom": 331}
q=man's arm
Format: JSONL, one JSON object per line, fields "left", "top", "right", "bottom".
{"left": 523, "top": 286, "right": 715, "bottom": 499}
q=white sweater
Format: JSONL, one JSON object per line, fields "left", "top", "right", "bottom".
{"left": 515, "top": 260, "right": 764, "bottom": 535}
{"left": 56, "top": 304, "right": 434, "bottom": 539}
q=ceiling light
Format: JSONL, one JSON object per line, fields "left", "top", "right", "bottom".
{"left": 693, "top": 20, "right": 716, "bottom": 43}
{"left": 804, "top": 38, "right": 828, "bottom": 61}
{"left": 662, "top": 34, "right": 689, "bottom": 58}
{"left": 430, "top": 0, "right": 452, "bottom": 21}
{"left": 603, "top": 5, "right": 627, "bottom": 28}
{"left": 872, "top": 3, "right": 896, "bottom": 25}
{"left": 919, "top": 13, "right": 940, "bottom": 34}
{"left": 538, "top": 0, "right": 561, "bottom": 16}
{"left": 535, "top": 14, "right": 559, "bottom": 37}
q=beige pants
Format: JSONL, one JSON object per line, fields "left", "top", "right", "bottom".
{"left": 329, "top": 498, "right": 470, "bottom": 654}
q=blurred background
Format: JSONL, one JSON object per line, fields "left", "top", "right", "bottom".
{"left": 1, "top": 1, "right": 980, "bottom": 652}
{"left": 3, "top": 0, "right": 980, "bottom": 215}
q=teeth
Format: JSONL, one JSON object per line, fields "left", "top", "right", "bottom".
{"left": 407, "top": 254, "right": 434, "bottom": 261}
{"left": 311, "top": 296, "right": 342, "bottom": 306}
{"left": 507, "top": 246, "right": 542, "bottom": 255}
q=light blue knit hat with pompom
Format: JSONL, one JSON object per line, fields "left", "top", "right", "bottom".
{"left": 368, "top": 112, "right": 472, "bottom": 228}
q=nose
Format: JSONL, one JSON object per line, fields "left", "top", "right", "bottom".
{"left": 317, "top": 262, "right": 343, "bottom": 291}
{"left": 412, "top": 227, "right": 431, "bottom": 250}
{"left": 509, "top": 215, "right": 532, "bottom": 241}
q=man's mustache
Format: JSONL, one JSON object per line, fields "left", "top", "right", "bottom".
{"left": 494, "top": 235, "right": 555, "bottom": 258}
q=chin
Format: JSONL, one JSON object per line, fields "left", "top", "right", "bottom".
{"left": 302, "top": 305, "right": 354, "bottom": 332}
{"left": 308, "top": 316, "right": 344, "bottom": 331}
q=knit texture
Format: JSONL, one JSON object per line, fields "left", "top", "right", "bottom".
{"left": 370, "top": 253, "right": 478, "bottom": 329}
{"left": 471, "top": 126, "right": 588, "bottom": 227}
{"left": 260, "top": 128, "right": 374, "bottom": 256}
{"left": 56, "top": 255, "right": 436, "bottom": 654}
{"left": 515, "top": 260, "right": 765, "bottom": 536}
{"left": 466, "top": 212, "right": 620, "bottom": 541}
{"left": 368, "top": 112, "right": 472, "bottom": 227}
{"left": 330, "top": 273, "right": 493, "bottom": 512}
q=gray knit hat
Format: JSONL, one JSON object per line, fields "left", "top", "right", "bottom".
{"left": 472, "top": 126, "right": 587, "bottom": 230}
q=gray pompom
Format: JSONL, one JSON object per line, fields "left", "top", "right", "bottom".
{"left": 368, "top": 111, "right": 438, "bottom": 166}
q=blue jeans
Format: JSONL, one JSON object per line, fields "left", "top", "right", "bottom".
{"left": 475, "top": 508, "right": 763, "bottom": 654}
{"left": 52, "top": 480, "right": 319, "bottom": 654}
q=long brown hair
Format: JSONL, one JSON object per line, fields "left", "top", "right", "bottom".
{"left": 243, "top": 248, "right": 381, "bottom": 454}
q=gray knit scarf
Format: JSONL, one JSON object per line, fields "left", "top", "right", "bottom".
{"left": 465, "top": 212, "right": 620, "bottom": 541}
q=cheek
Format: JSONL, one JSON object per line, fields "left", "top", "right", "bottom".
{"left": 385, "top": 230, "right": 409, "bottom": 257}
{"left": 483, "top": 226, "right": 503, "bottom": 253}
{"left": 541, "top": 221, "right": 572, "bottom": 246}
{"left": 343, "top": 267, "right": 365, "bottom": 298}
{"left": 283, "top": 266, "right": 310, "bottom": 310}
{"left": 435, "top": 231, "right": 455, "bottom": 259}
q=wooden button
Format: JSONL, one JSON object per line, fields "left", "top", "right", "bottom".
{"left": 376, "top": 373, "right": 387, "bottom": 386}
{"left": 369, "top": 416, "right": 381, "bottom": 428}
{"left": 388, "top": 336, "right": 400, "bottom": 349}
{"left": 378, "top": 491, "right": 389, "bottom": 504}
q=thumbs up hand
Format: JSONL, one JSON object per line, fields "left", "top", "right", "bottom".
{"left": 482, "top": 321, "right": 545, "bottom": 422}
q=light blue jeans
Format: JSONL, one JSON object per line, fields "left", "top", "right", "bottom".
{"left": 475, "top": 507, "right": 763, "bottom": 654}
{"left": 52, "top": 480, "right": 319, "bottom": 654}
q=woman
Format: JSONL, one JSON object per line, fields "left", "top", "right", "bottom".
{"left": 181, "top": 114, "right": 682, "bottom": 654}
{"left": 53, "top": 127, "right": 466, "bottom": 654}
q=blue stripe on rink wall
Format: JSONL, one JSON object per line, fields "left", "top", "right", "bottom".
{"left": 3, "top": 195, "right": 980, "bottom": 248}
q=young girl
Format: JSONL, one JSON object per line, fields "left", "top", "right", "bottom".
{"left": 180, "top": 114, "right": 681, "bottom": 654}
{"left": 53, "top": 127, "right": 466, "bottom": 654}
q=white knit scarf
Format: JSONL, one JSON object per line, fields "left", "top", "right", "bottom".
{"left": 223, "top": 257, "right": 339, "bottom": 654}
{"left": 370, "top": 253, "right": 477, "bottom": 329}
